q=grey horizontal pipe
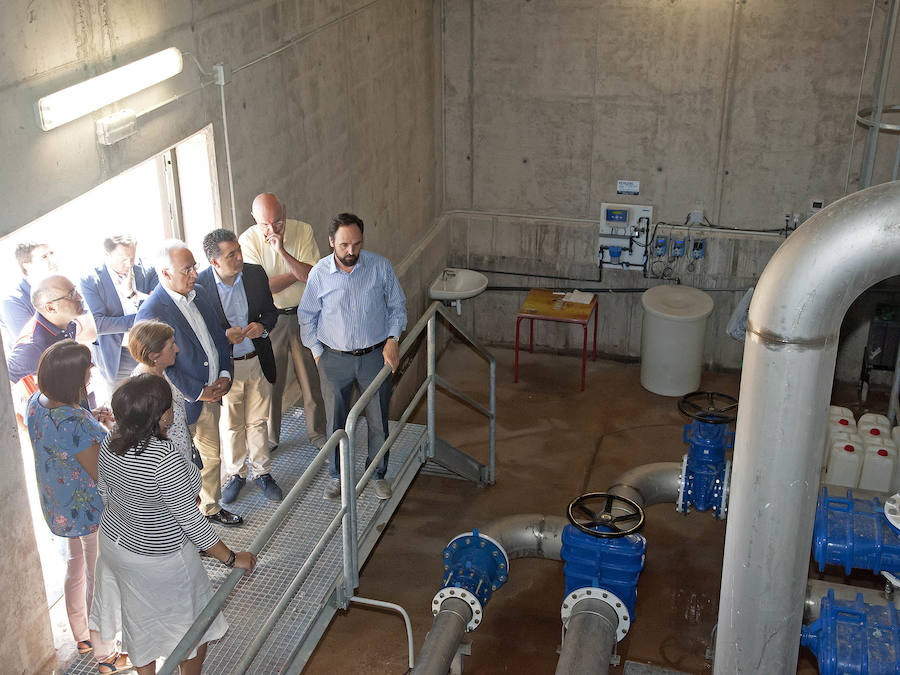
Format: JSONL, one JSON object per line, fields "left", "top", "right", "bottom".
{"left": 608, "top": 462, "right": 683, "bottom": 509}
{"left": 804, "top": 578, "right": 897, "bottom": 624}
{"left": 411, "top": 597, "right": 472, "bottom": 675}
{"left": 555, "top": 598, "right": 619, "bottom": 675}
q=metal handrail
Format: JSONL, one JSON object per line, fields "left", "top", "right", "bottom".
{"left": 162, "top": 301, "right": 494, "bottom": 673}
{"left": 159, "top": 431, "right": 353, "bottom": 674}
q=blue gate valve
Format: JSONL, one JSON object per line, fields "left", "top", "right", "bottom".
{"left": 802, "top": 589, "right": 900, "bottom": 675}
{"left": 676, "top": 391, "right": 737, "bottom": 518}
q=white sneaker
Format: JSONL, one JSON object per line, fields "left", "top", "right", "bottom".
{"left": 373, "top": 479, "right": 392, "bottom": 500}
{"left": 323, "top": 478, "right": 341, "bottom": 501}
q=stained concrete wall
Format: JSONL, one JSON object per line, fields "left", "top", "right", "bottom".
{"left": 446, "top": 211, "right": 781, "bottom": 371}
{"left": 0, "top": 0, "right": 442, "bottom": 668}
{"left": 441, "top": 0, "right": 894, "bottom": 378}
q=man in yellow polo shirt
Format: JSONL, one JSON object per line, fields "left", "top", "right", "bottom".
{"left": 239, "top": 192, "right": 326, "bottom": 448}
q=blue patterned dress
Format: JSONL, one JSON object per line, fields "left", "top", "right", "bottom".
{"left": 25, "top": 391, "right": 106, "bottom": 537}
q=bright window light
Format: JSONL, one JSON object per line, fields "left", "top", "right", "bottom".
{"left": 36, "top": 47, "right": 183, "bottom": 131}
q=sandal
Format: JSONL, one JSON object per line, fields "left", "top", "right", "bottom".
{"left": 97, "top": 652, "right": 132, "bottom": 674}
{"left": 77, "top": 639, "right": 93, "bottom": 654}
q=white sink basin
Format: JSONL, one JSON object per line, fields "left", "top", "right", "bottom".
{"left": 428, "top": 268, "right": 488, "bottom": 301}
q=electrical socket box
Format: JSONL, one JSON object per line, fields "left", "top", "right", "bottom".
{"left": 672, "top": 238, "right": 686, "bottom": 258}
{"left": 654, "top": 236, "right": 668, "bottom": 257}
{"left": 597, "top": 202, "right": 653, "bottom": 269}
{"left": 691, "top": 239, "right": 705, "bottom": 260}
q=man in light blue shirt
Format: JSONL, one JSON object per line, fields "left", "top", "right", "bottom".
{"left": 197, "top": 229, "right": 281, "bottom": 505}
{"left": 299, "top": 213, "right": 407, "bottom": 501}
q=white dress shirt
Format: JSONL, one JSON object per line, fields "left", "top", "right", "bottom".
{"left": 162, "top": 285, "right": 229, "bottom": 393}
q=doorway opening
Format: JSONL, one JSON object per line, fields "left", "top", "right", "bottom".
{"left": 3, "top": 125, "right": 220, "bottom": 660}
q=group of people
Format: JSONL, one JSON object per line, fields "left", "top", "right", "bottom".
{"left": 6, "top": 192, "right": 407, "bottom": 673}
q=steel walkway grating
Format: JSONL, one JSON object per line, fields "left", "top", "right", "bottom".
{"left": 64, "top": 406, "right": 426, "bottom": 674}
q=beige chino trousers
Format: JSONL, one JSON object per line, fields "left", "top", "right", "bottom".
{"left": 221, "top": 355, "right": 273, "bottom": 478}
{"left": 191, "top": 401, "right": 222, "bottom": 516}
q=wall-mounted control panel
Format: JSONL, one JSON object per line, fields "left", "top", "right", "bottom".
{"left": 598, "top": 202, "right": 653, "bottom": 269}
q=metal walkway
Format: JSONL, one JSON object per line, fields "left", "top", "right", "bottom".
{"left": 64, "top": 406, "right": 428, "bottom": 674}
{"left": 64, "top": 301, "right": 495, "bottom": 674}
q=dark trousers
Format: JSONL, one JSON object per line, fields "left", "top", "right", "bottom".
{"left": 317, "top": 347, "right": 391, "bottom": 479}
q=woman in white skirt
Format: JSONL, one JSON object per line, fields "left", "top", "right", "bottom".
{"left": 90, "top": 374, "right": 257, "bottom": 674}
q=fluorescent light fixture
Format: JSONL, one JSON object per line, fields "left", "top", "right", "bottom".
{"left": 36, "top": 47, "right": 183, "bottom": 131}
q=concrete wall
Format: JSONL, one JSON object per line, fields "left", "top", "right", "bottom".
{"left": 440, "top": 0, "right": 893, "bottom": 379}
{"left": 446, "top": 211, "right": 782, "bottom": 371}
{"left": 0, "top": 0, "right": 443, "bottom": 668}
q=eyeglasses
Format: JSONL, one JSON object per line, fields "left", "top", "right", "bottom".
{"left": 257, "top": 205, "right": 286, "bottom": 230}
{"left": 175, "top": 264, "right": 198, "bottom": 276}
{"left": 47, "top": 288, "right": 80, "bottom": 303}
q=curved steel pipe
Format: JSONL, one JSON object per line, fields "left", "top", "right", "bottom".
{"left": 481, "top": 514, "right": 568, "bottom": 561}
{"left": 555, "top": 598, "right": 619, "bottom": 675}
{"left": 608, "top": 462, "right": 682, "bottom": 509}
{"left": 715, "top": 181, "right": 900, "bottom": 674}
{"left": 411, "top": 597, "right": 472, "bottom": 675}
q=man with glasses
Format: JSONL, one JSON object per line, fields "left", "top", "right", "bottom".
{"left": 136, "top": 240, "right": 242, "bottom": 526}
{"left": 0, "top": 242, "right": 58, "bottom": 351}
{"left": 7, "top": 275, "right": 97, "bottom": 386}
{"left": 239, "top": 193, "right": 326, "bottom": 450}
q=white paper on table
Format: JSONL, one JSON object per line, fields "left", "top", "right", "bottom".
{"left": 562, "top": 290, "right": 593, "bottom": 305}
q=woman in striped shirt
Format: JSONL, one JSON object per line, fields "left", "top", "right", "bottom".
{"left": 89, "top": 374, "right": 256, "bottom": 674}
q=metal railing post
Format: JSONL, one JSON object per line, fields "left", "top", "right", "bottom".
{"left": 489, "top": 357, "right": 496, "bottom": 484}
{"left": 427, "top": 313, "right": 437, "bottom": 458}
{"left": 340, "top": 433, "right": 359, "bottom": 596}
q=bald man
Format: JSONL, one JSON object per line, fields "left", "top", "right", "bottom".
{"left": 7, "top": 275, "right": 97, "bottom": 385}
{"left": 239, "top": 193, "right": 326, "bottom": 448}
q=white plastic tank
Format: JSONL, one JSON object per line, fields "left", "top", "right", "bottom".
{"left": 640, "top": 285, "right": 714, "bottom": 396}
{"left": 825, "top": 440, "right": 863, "bottom": 488}
{"left": 825, "top": 408, "right": 857, "bottom": 466}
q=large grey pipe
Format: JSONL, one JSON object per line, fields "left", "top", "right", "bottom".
{"left": 714, "top": 181, "right": 900, "bottom": 673}
{"left": 412, "top": 597, "right": 472, "bottom": 675}
{"left": 554, "top": 599, "right": 619, "bottom": 675}
{"left": 608, "top": 462, "right": 682, "bottom": 509}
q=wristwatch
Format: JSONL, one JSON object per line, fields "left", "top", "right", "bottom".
{"left": 389, "top": 335, "right": 399, "bottom": 343}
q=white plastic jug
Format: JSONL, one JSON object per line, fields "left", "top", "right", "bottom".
{"left": 825, "top": 440, "right": 863, "bottom": 488}
{"left": 826, "top": 416, "right": 857, "bottom": 462}
{"left": 859, "top": 413, "right": 891, "bottom": 440}
{"left": 859, "top": 440, "right": 897, "bottom": 493}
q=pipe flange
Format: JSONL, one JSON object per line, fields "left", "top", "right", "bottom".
{"left": 719, "top": 459, "right": 731, "bottom": 520}
{"left": 560, "top": 587, "right": 631, "bottom": 642}
{"left": 446, "top": 530, "right": 511, "bottom": 572}
{"left": 676, "top": 453, "right": 689, "bottom": 513}
{"left": 432, "top": 587, "right": 484, "bottom": 632}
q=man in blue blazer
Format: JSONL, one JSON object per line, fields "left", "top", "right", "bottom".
{"left": 80, "top": 235, "right": 158, "bottom": 390}
{"left": 136, "top": 240, "right": 241, "bottom": 526}
{"left": 197, "top": 229, "right": 281, "bottom": 504}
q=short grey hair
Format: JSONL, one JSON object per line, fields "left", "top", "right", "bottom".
{"left": 152, "top": 239, "right": 189, "bottom": 274}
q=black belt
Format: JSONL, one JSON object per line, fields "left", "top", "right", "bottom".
{"left": 233, "top": 350, "right": 257, "bottom": 361}
{"left": 277, "top": 306, "right": 298, "bottom": 315}
{"left": 325, "top": 339, "right": 386, "bottom": 356}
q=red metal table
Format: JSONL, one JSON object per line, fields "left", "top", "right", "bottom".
{"left": 514, "top": 288, "right": 598, "bottom": 391}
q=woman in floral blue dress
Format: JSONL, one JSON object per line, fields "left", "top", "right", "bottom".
{"left": 26, "top": 340, "right": 128, "bottom": 673}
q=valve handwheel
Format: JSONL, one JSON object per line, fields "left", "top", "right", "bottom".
{"left": 567, "top": 492, "right": 645, "bottom": 538}
{"left": 678, "top": 390, "right": 738, "bottom": 424}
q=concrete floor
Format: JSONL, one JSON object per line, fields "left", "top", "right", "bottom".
{"left": 303, "top": 341, "right": 823, "bottom": 674}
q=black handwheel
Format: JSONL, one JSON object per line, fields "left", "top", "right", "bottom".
{"left": 678, "top": 391, "right": 738, "bottom": 424}
{"left": 567, "top": 492, "right": 645, "bottom": 538}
